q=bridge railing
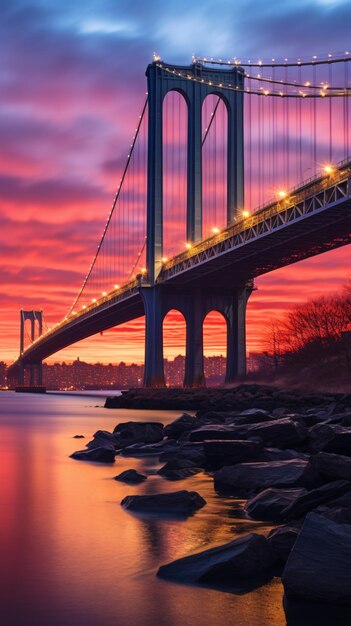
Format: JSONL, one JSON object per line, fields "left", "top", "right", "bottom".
{"left": 162, "top": 157, "right": 351, "bottom": 272}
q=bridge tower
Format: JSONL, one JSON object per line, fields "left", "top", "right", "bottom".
{"left": 146, "top": 60, "right": 245, "bottom": 283}
{"left": 18, "top": 310, "right": 43, "bottom": 386}
{"left": 143, "top": 61, "right": 252, "bottom": 387}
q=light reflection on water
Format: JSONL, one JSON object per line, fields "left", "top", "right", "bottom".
{"left": 0, "top": 391, "right": 285, "bottom": 626}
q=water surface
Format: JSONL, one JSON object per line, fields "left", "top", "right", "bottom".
{"left": 0, "top": 391, "right": 285, "bottom": 626}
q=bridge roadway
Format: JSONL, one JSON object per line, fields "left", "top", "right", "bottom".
{"left": 8, "top": 159, "right": 351, "bottom": 375}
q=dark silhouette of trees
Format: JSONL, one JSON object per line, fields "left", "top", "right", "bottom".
{"left": 263, "top": 282, "right": 351, "bottom": 379}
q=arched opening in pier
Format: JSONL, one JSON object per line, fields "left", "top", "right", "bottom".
{"left": 202, "top": 94, "right": 228, "bottom": 238}
{"left": 203, "top": 310, "right": 227, "bottom": 386}
{"left": 163, "top": 91, "right": 188, "bottom": 259}
{"left": 163, "top": 309, "right": 186, "bottom": 386}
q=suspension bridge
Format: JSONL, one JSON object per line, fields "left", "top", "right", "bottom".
{"left": 7, "top": 52, "right": 351, "bottom": 388}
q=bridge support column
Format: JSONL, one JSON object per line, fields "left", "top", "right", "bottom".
{"left": 141, "top": 286, "right": 166, "bottom": 388}
{"left": 18, "top": 362, "right": 24, "bottom": 386}
{"left": 184, "top": 298, "right": 205, "bottom": 387}
{"left": 29, "top": 364, "right": 35, "bottom": 386}
{"left": 224, "top": 283, "right": 254, "bottom": 383}
{"left": 37, "top": 362, "right": 43, "bottom": 386}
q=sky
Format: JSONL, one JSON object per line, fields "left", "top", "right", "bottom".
{"left": 1, "top": 0, "right": 351, "bottom": 366}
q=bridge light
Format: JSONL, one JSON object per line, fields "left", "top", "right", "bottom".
{"left": 242, "top": 210, "right": 250, "bottom": 218}
{"left": 141, "top": 267, "right": 147, "bottom": 274}
{"left": 323, "top": 164, "right": 334, "bottom": 175}
{"left": 114, "top": 284, "right": 120, "bottom": 289}
{"left": 185, "top": 242, "right": 192, "bottom": 249}
{"left": 72, "top": 311, "right": 77, "bottom": 315}
{"left": 82, "top": 305, "right": 87, "bottom": 309}
{"left": 212, "top": 227, "right": 220, "bottom": 234}
{"left": 161, "top": 257, "right": 168, "bottom": 262}
{"left": 277, "top": 190, "right": 287, "bottom": 199}
{"left": 92, "top": 298, "right": 97, "bottom": 303}
{"left": 102, "top": 291, "right": 107, "bottom": 296}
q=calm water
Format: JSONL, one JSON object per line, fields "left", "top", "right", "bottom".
{"left": 0, "top": 391, "right": 286, "bottom": 626}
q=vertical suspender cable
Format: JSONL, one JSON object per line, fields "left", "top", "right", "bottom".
{"left": 272, "top": 69, "right": 276, "bottom": 193}
{"left": 285, "top": 66, "right": 290, "bottom": 189}
{"left": 329, "top": 63, "right": 332, "bottom": 163}
{"left": 298, "top": 66, "right": 302, "bottom": 183}
{"left": 313, "top": 65, "right": 317, "bottom": 174}
{"left": 248, "top": 85, "right": 252, "bottom": 211}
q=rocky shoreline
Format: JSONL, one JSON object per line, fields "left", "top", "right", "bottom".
{"left": 104, "top": 383, "right": 351, "bottom": 411}
{"left": 72, "top": 384, "right": 351, "bottom": 617}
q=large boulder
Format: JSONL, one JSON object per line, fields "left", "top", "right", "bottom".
{"left": 245, "top": 487, "right": 306, "bottom": 522}
{"left": 311, "top": 452, "right": 351, "bottom": 482}
{"left": 268, "top": 522, "right": 302, "bottom": 563}
{"left": 283, "top": 596, "right": 351, "bottom": 626}
{"left": 121, "top": 490, "right": 206, "bottom": 515}
{"left": 230, "top": 409, "right": 274, "bottom": 425}
{"left": 282, "top": 512, "right": 351, "bottom": 605}
{"left": 189, "top": 425, "right": 252, "bottom": 442}
{"left": 113, "top": 421, "right": 164, "bottom": 448}
{"left": 157, "top": 459, "right": 202, "bottom": 481}
{"left": 164, "top": 413, "right": 199, "bottom": 439}
{"left": 203, "top": 440, "right": 262, "bottom": 470}
{"left": 157, "top": 533, "right": 277, "bottom": 586}
{"left": 282, "top": 480, "right": 351, "bottom": 520}
{"left": 70, "top": 446, "right": 116, "bottom": 463}
{"left": 214, "top": 459, "right": 316, "bottom": 495}
{"left": 159, "top": 442, "right": 205, "bottom": 467}
{"left": 237, "top": 418, "right": 308, "bottom": 449}
{"left": 120, "top": 439, "right": 178, "bottom": 457}
{"left": 258, "top": 447, "right": 309, "bottom": 462}
{"left": 316, "top": 491, "right": 351, "bottom": 524}
{"left": 190, "top": 418, "right": 307, "bottom": 449}
{"left": 309, "top": 423, "right": 351, "bottom": 455}
{"left": 114, "top": 469, "right": 147, "bottom": 483}
{"left": 86, "top": 430, "right": 118, "bottom": 450}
